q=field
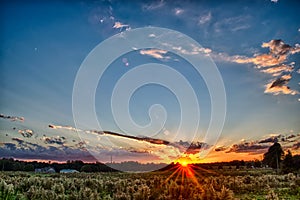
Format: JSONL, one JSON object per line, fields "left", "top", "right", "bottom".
{"left": 1, "top": 166, "right": 300, "bottom": 200}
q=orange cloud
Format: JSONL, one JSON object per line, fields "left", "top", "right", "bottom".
{"left": 260, "top": 64, "right": 293, "bottom": 76}
{"left": 264, "top": 74, "right": 298, "bottom": 95}
{"left": 229, "top": 39, "right": 300, "bottom": 96}
{"left": 140, "top": 49, "right": 168, "bottom": 59}
{"left": 234, "top": 53, "right": 287, "bottom": 68}
{"left": 112, "top": 21, "right": 129, "bottom": 29}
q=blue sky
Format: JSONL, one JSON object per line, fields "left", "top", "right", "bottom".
{"left": 1, "top": 0, "right": 300, "bottom": 163}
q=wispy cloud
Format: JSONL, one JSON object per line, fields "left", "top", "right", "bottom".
{"left": 174, "top": 8, "right": 184, "bottom": 15}
{"left": 48, "top": 124, "right": 82, "bottom": 132}
{"left": 260, "top": 63, "right": 294, "bottom": 77}
{"left": 161, "top": 42, "right": 212, "bottom": 56}
{"left": 142, "top": 0, "right": 165, "bottom": 11}
{"left": 140, "top": 49, "right": 168, "bottom": 59}
{"left": 112, "top": 21, "right": 130, "bottom": 30}
{"left": 198, "top": 12, "right": 211, "bottom": 25}
{"left": 213, "top": 15, "right": 251, "bottom": 33}
{"left": 0, "top": 114, "right": 24, "bottom": 122}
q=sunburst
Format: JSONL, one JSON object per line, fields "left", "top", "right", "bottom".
{"left": 162, "top": 155, "right": 217, "bottom": 193}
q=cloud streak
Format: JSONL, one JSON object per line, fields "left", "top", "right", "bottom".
{"left": 142, "top": 0, "right": 165, "bottom": 11}
{"left": 260, "top": 64, "right": 293, "bottom": 77}
{"left": 48, "top": 124, "right": 82, "bottom": 132}
{"left": 0, "top": 114, "right": 24, "bottom": 122}
{"left": 198, "top": 12, "right": 211, "bottom": 25}
{"left": 215, "top": 133, "right": 300, "bottom": 155}
{"left": 140, "top": 49, "right": 168, "bottom": 59}
{"left": 112, "top": 21, "right": 130, "bottom": 29}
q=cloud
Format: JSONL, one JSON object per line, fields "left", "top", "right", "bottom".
{"left": 112, "top": 22, "right": 130, "bottom": 30}
{"left": 264, "top": 74, "right": 298, "bottom": 95}
{"left": 226, "top": 142, "right": 269, "bottom": 154}
{"left": 214, "top": 146, "right": 228, "bottom": 152}
{"left": 0, "top": 114, "right": 24, "bottom": 122}
{"left": 233, "top": 53, "right": 287, "bottom": 67}
{"left": 43, "top": 136, "right": 66, "bottom": 145}
{"left": 174, "top": 8, "right": 184, "bottom": 15}
{"left": 82, "top": 130, "right": 212, "bottom": 163}
{"left": 220, "top": 133, "right": 300, "bottom": 155}
{"left": 233, "top": 40, "right": 300, "bottom": 67}
{"left": 93, "top": 130, "right": 170, "bottom": 145}
{"left": 262, "top": 40, "right": 292, "bottom": 56}
{"left": 258, "top": 136, "right": 278, "bottom": 144}
{"left": 260, "top": 64, "right": 294, "bottom": 76}
{"left": 160, "top": 42, "right": 212, "bottom": 56}
{"left": 271, "top": 0, "right": 279, "bottom": 3}
{"left": 172, "top": 140, "right": 210, "bottom": 154}
{"left": 198, "top": 12, "right": 211, "bottom": 24}
{"left": 0, "top": 140, "right": 95, "bottom": 162}
{"left": 293, "top": 142, "right": 300, "bottom": 150}
{"left": 140, "top": 49, "right": 168, "bottom": 59}
{"left": 213, "top": 15, "right": 251, "bottom": 33}
{"left": 142, "top": 0, "right": 165, "bottom": 10}
{"left": 290, "top": 44, "right": 300, "bottom": 54}
{"left": 48, "top": 124, "right": 82, "bottom": 132}
{"left": 11, "top": 137, "right": 25, "bottom": 145}
{"left": 18, "top": 129, "right": 34, "bottom": 138}
{"left": 225, "top": 39, "right": 300, "bottom": 95}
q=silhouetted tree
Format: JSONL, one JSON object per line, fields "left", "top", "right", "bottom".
{"left": 263, "top": 142, "right": 284, "bottom": 170}
{"left": 282, "top": 150, "right": 294, "bottom": 173}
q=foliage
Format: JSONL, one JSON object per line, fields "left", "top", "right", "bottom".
{"left": 263, "top": 142, "right": 284, "bottom": 169}
{"left": 0, "top": 170, "right": 299, "bottom": 200}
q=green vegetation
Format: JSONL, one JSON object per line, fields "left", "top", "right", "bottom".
{"left": 1, "top": 169, "right": 299, "bottom": 200}
{"left": 1, "top": 142, "right": 299, "bottom": 199}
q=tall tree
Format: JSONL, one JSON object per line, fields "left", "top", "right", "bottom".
{"left": 282, "top": 150, "right": 293, "bottom": 173}
{"left": 263, "top": 142, "right": 284, "bottom": 170}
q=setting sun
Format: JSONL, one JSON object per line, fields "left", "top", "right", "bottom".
{"left": 180, "top": 161, "right": 188, "bottom": 167}
{"left": 176, "top": 155, "right": 193, "bottom": 167}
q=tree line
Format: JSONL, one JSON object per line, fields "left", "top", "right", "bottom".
{"left": 1, "top": 142, "right": 299, "bottom": 173}
{"left": 0, "top": 159, "right": 116, "bottom": 172}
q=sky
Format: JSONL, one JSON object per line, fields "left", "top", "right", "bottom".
{"left": 0, "top": 0, "right": 300, "bottom": 165}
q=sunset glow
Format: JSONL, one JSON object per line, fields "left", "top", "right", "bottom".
{"left": 0, "top": 0, "right": 299, "bottom": 166}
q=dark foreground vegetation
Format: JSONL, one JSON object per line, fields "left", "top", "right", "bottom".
{"left": 1, "top": 169, "right": 300, "bottom": 200}
{"left": 1, "top": 142, "right": 299, "bottom": 199}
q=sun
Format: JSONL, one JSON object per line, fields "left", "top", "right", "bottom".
{"left": 180, "top": 160, "right": 188, "bottom": 167}
{"left": 176, "top": 155, "right": 192, "bottom": 167}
